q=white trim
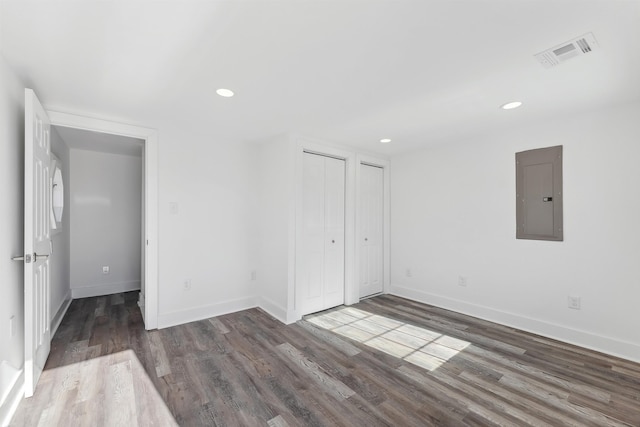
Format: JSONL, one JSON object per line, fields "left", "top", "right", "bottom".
{"left": 390, "top": 285, "right": 640, "bottom": 363}
{"left": 71, "top": 281, "right": 140, "bottom": 299}
{"left": 285, "top": 135, "right": 298, "bottom": 324}
{"left": 291, "top": 136, "right": 357, "bottom": 320}
{"left": 355, "top": 154, "right": 391, "bottom": 300}
{"left": 157, "top": 296, "right": 258, "bottom": 329}
{"left": 0, "top": 370, "right": 23, "bottom": 427}
{"left": 259, "top": 296, "right": 288, "bottom": 324}
{"left": 50, "top": 289, "right": 72, "bottom": 338}
{"left": 46, "top": 110, "right": 159, "bottom": 330}
{"left": 138, "top": 292, "right": 146, "bottom": 323}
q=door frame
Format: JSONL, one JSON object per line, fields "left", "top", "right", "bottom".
{"left": 289, "top": 136, "right": 356, "bottom": 321}
{"left": 355, "top": 154, "right": 390, "bottom": 298}
{"left": 46, "top": 110, "right": 159, "bottom": 329}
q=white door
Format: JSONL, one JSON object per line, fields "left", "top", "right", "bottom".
{"left": 24, "top": 89, "right": 52, "bottom": 397}
{"left": 359, "top": 164, "right": 384, "bottom": 298}
{"left": 298, "top": 152, "right": 345, "bottom": 315}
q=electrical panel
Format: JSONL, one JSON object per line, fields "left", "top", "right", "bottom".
{"left": 516, "top": 146, "right": 563, "bottom": 241}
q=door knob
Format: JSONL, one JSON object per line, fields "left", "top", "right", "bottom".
{"left": 12, "top": 252, "right": 49, "bottom": 262}
{"left": 365, "top": 238, "right": 368, "bottom": 241}
{"left": 12, "top": 253, "right": 33, "bottom": 263}
{"left": 331, "top": 240, "right": 335, "bottom": 243}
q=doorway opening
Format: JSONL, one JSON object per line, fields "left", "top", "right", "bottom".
{"left": 47, "top": 111, "right": 158, "bottom": 329}
{"left": 51, "top": 125, "right": 144, "bottom": 313}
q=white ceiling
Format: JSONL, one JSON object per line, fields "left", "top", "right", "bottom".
{"left": 2, "top": 1, "right": 639, "bottom": 155}
{"left": 54, "top": 126, "right": 143, "bottom": 157}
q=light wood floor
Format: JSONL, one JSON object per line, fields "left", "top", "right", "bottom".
{"left": 11, "top": 292, "right": 640, "bottom": 426}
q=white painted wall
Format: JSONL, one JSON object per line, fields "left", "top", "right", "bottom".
{"left": 156, "top": 125, "right": 259, "bottom": 327}
{"left": 49, "top": 127, "right": 71, "bottom": 329}
{"left": 69, "top": 149, "right": 142, "bottom": 298}
{"left": 0, "top": 55, "right": 25, "bottom": 426}
{"left": 390, "top": 101, "right": 640, "bottom": 362}
{"left": 256, "top": 135, "right": 294, "bottom": 322}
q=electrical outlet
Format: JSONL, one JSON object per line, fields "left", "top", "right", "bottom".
{"left": 102, "top": 266, "right": 110, "bottom": 274}
{"left": 458, "top": 276, "right": 468, "bottom": 287}
{"left": 406, "top": 268, "right": 412, "bottom": 278}
{"left": 568, "top": 296, "right": 581, "bottom": 310}
{"left": 251, "top": 270, "right": 257, "bottom": 281}
{"left": 183, "top": 279, "right": 192, "bottom": 291}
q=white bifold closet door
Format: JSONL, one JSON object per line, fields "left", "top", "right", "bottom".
{"left": 359, "top": 163, "right": 384, "bottom": 298}
{"left": 298, "top": 152, "right": 345, "bottom": 315}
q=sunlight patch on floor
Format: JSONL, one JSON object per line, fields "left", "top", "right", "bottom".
{"left": 306, "top": 307, "right": 470, "bottom": 371}
{"left": 35, "top": 349, "right": 178, "bottom": 426}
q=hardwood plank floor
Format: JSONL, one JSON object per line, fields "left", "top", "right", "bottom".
{"left": 10, "top": 292, "right": 640, "bottom": 426}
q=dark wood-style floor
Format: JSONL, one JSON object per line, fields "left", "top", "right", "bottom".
{"left": 11, "top": 292, "right": 640, "bottom": 426}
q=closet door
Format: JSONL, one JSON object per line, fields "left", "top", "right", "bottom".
{"left": 299, "top": 152, "right": 345, "bottom": 315}
{"left": 322, "top": 157, "right": 346, "bottom": 308}
{"left": 359, "top": 164, "right": 384, "bottom": 298}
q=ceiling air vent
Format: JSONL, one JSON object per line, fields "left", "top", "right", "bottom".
{"left": 534, "top": 32, "right": 598, "bottom": 68}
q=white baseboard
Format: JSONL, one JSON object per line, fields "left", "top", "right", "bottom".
{"left": 390, "top": 285, "right": 640, "bottom": 364}
{"left": 157, "top": 296, "right": 258, "bottom": 329}
{"left": 286, "top": 309, "right": 302, "bottom": 325}
{"left": 71, "top": 281, "right": 140, "bottom": 299}
{"left": 258, "top": 297, "right": 288, "bottom": 324}
{"left": 0, "top": 370, "right": 23, "bottom": 427}
{"left": 50, "top": 289, "right": 72, "bottom": 338}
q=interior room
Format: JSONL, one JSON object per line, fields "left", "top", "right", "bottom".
{"left": 1, "top": 1, "right": 639, "bottom": 425}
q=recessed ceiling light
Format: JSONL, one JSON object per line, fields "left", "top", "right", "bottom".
{"left": 216, "top": 88, "right": 235, "bottom": 98}
{"left": 380, "top": 138, "right": 392, "bottom": 143}
{"left": 501, "top": 101, "right": 522, "bottom": 110}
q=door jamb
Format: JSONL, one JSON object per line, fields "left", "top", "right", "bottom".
{"left": 46, "top": 111, "right": 159, "bottom": 329}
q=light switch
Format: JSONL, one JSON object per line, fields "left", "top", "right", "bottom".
{"left": 169, "top": 202, "right": 179, "bottom": 215}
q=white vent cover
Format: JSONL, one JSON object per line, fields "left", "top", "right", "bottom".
{"left": 535, "top": 33, "right": 599, "bottom": 68}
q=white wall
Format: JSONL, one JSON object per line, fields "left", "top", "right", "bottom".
{"left": 156, "top": 125, "right": 259, "bottom": 327}
{"left": 49, "top": 127, "right": 71, "bottom": 331}
{"left": 0, "top": 55, "right": 25, "bottom": 426}
{"left": 390, "top": 101, "right": 640, "bottom": 362}
{"left": 256, "top": 135, "right": 295, "bottom": 322}
{"left": 69, "top": 149, "right": 142, "bottom": 298}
